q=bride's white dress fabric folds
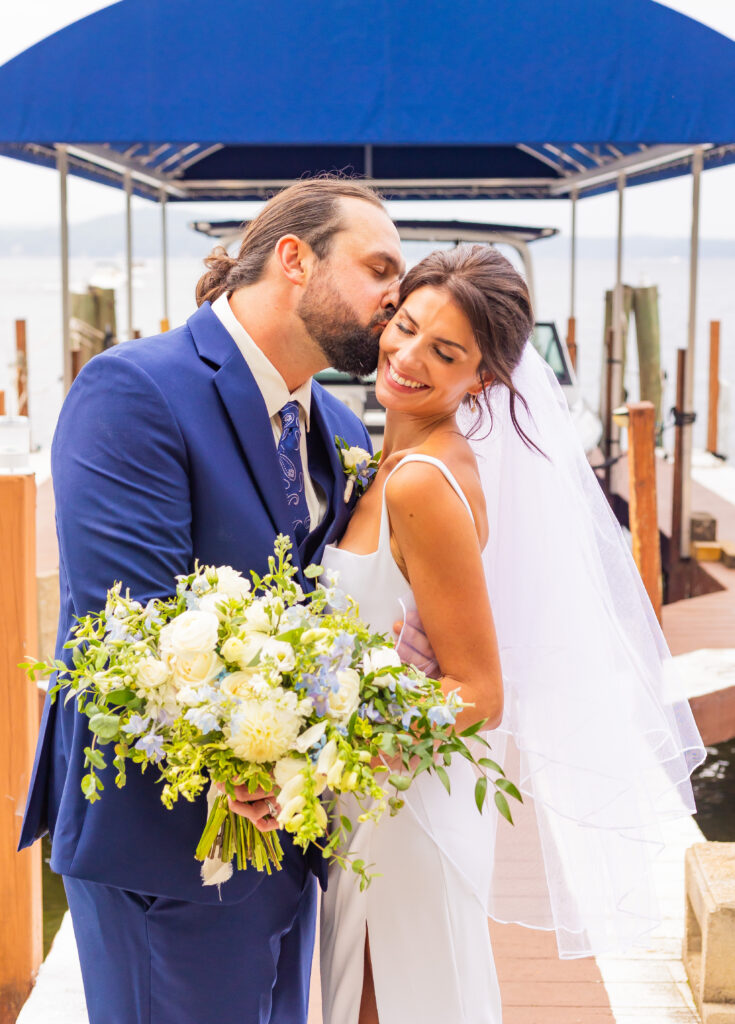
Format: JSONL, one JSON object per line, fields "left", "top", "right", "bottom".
{"left": 319, "top": 345, "right": 705, "bottom": 1022}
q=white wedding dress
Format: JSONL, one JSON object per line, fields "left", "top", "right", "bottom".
{"left": 319, "top": 454, "right": 503, "bottom": 1024}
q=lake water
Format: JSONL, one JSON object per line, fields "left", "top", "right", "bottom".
{"left": 1, "top": 248, "right": 735, "bottom": 453}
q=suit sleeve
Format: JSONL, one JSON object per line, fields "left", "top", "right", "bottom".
{"left": 52, "top": 352, "right": 193, "bottom": 619}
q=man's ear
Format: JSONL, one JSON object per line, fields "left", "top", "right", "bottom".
{"left": 274, "top": 234, "right": 313, "bottom": 286}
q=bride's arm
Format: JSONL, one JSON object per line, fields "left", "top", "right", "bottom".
{"left": 385, "top": 462, "right": 503, "bottom": 731}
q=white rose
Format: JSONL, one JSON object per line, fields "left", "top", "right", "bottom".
{"left": 295, "top": 720, "right": 327, "bottom": 753}
{"left": 225, "top": 699, "right": 302, "bottom": 763}
{"left": 172, "top": 650, "right": 222, "bottom": 688}
{"left": 198, "top": 592, "right": 229, "bottom": 621}
{"left": 214, "top": 566, "right": 252, "bottom": 600}
{"left": 220, "top": 670, "right": 270, "bottom": 699}
{"left": 243, "top": 600, "right": 273, "bottom": 634}
{"left": 342, "top": 446, "right": 370, "bottom": 470}
{"left": 135, "top": 657, "right": 171, "bottom": 692}
{"left": 327, "top": 668, "right": 360, "bottom": 721}
{"left": 166, "top": 610, "right": 219, "bottom": 658}
{"left": 363, "top": 647, "right": 402, "bottom": 676}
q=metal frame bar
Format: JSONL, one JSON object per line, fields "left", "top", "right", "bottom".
{"left": 57, "top": 145, "right": 71, "bottom": 393}
{"left": 680, "top": 146, "right": 704, "bottom": 559}
{"left": 125, "top": 171, "right": 133, "bottom": 340}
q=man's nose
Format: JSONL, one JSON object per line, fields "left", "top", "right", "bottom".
{"left": 381, "top": 278, "right": 400, "bottom": 312}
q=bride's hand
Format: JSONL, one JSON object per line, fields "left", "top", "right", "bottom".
{"left": 393, "top": 609, "right": 439, "bottom": 676}
{"left": 217, "top": 783, "right": 281, "bottom": 833}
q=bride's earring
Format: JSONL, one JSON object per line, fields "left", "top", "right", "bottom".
{"left": 469, "top": 393, "right": 478, "bottom": 413}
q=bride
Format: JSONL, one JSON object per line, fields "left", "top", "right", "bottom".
{"left": 317, "top": 244, "right": 705, "bottom": 1024}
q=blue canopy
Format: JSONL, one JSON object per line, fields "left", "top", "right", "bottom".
{"left": 1, "top": 0, "right": 734, "bottom": 200}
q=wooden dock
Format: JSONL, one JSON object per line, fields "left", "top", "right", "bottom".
{"left": 26, "top": 454, "right": 733, "bottom": 1024}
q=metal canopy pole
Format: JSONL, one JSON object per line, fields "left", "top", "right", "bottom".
{"left": 680, "top": 147, "right": 703, "bottom": 559}
{"left": 125, "top": 171, "right": 133, "bottom": 340}
{"left": 160, "top": 187, "right": 169, "bottom": 328}
{"left": 609, "top": 172, "right": 626, "bottom": 460}
{"left": 58, "top": 145, "right": 71, "bottom": 393}
{"left": 570, "top": 188, "right": 577, "bottom": 319}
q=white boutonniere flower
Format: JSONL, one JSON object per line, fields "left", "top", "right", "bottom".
{"left": 335, "top": 436, "right": 381, "bottom": 503}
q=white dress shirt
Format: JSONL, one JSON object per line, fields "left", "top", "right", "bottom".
{"left": 210, "top": 293, "right": 327, "bottom": 526}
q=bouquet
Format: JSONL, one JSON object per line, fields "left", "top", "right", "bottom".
{"left": 26, "top": 536, "right": 519, "bottom": 888}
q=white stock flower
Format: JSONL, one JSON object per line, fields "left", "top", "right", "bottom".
{"left": 273, "top": 756, "right": 306, "bottom": 789}
{"left": 164, "top": 610, "right": 219, "bottom": 658}
{"left": 316, "top": 738, "right": 338, "bottom": 777}
{"left": 214, "top": 566, "right": 252, "bottom": 600}
{"left": 363, "top": 647, "right": 402, "bottom": 677}
{"left": 295, "top": 720, "right": 327, "bottom": 753}
{"left": 261, "top": 639, "right": 296, "bottom": 673}
{"left": 135, "top": 657, "right": 171, "bottom": 692}
{"left": 342, "top": 445, "right": 370, "bottom": 470}
{"left": 226, "top": 700, "right": 302, "bottom": 763}
{"left": 172, "top": 650, "right": 222, "bottom": 689}
{"left": 327, "top": 668, "right": 360, "bottom": 721}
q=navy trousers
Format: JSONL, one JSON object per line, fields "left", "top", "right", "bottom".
{"left": 63, "top": 871, "right": 317, "bottom": 1024}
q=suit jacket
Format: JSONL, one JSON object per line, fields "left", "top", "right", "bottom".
{"left": 19, "top": 302, "right": 371, "bottom": 904}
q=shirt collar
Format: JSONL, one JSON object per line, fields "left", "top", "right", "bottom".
{"left": 210, "top": 293, "right": 312, "bottom": 428}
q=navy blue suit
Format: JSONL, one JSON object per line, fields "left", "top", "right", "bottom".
{"left": 20, "top": 303, "right": 371, "bottom": 1022}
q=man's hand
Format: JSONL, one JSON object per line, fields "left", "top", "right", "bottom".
{"left": 217, "top": 783, "right": 281, "bottom": 833}
{"left": 393, "top": 609, "right": 439, "bottom": 677}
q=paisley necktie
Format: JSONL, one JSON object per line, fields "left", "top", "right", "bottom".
{"left": 277, "top": 401, "right": 311, "bottom": 545}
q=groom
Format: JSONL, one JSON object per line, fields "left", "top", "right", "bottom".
{"left": 19, "top": 177, "right": 405, "bottom": 1023}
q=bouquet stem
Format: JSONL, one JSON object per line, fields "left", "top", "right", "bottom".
{"left": 195, "top": 793, "right": 284, "bottom": 875}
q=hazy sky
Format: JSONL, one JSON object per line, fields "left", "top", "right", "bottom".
{"left": 1, "top": 0, "right": 734, "bottom": 240}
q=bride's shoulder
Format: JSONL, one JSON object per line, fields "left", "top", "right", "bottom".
{"left": 383, "top": 438, "right": 487, "bottom": 527}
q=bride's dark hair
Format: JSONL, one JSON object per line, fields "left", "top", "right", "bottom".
{"left": 398, "top": 245, "right": 540, "bottom": 451}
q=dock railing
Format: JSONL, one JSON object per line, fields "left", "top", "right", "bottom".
{"left": 0, "top": 473, "right": 43, "bottom": 1023}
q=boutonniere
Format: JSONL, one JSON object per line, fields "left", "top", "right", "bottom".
{"left": 335, "top": 436, "right": 381, "bottom": 503}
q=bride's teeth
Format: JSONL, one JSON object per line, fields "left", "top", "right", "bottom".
{"left": 389, "top": 362, "right": 424, "bottom": 389}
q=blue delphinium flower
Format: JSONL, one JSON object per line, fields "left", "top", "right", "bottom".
{"left": 184, "top": 707, "right": 220, "bottom": 735}
{"left": 427, "top": 705, "right": 456, "bottom": 728}
{"left": 401, "top": 707, "right": 420, "bottom": 730}
{"left": 135, "top": 731, "right": 165, "bottom": 762}
{"left": 121, "top": 713, "right": 150, "bottom": 736}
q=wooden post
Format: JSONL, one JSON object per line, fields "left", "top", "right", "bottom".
{"left": 707, "top": 320, "right": 721, "bottom": 455}
{"left": 0, "top": 474, "right": 42, "bottom": 1020}
{"left": 626, "top": 401, "right": 663, "bottom": 622}
{"left": 160, "top": 318, "right": 170, "bottom": 333}
{"left": 0, "top": 392, "right": 5, "bottom": 416}
{"left": 71, "top": 347, "right": 83, "bottom": 383}
{"left": 670, "top": 349, "right": 687, "bottom": 601}
{"left": 15, "top": 320, "right": 28, "bottom": 419}
{"left": 566, "top": 316, "right": 577, "bottom": 372}
{"left": 132, "top": 329, "right": 142, "bottom": 340}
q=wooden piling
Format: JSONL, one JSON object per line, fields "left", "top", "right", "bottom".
{"left": 0, "top": 391, "right": 5, "bottom": 416}
{"left": 566, "top": 316, "right": 577, "bottom": 371}
{"left": 132, "top": 329, "right": 142, "bottom": 340}
{"left": 15, "top": 320, "right": 28, "bottom": 419}
{"left": 0, "top": 474, "right": 42, "bottom": 1021}
{"left": 632, "top": 285, "right": 663, "bottom": 430}
{"left": 160, "top": 318, "right": 170, "bottom": 333}
{"left": 707, "top": 320, "right": 721, "bottom": 455}
{"left": 70, "top": 347, "right": 83, "bottom": 383}
{"left": 603, "top": 326, "right": 614, "bottom": 496}
{"left": 626, "top": 402, "right": 663, "bottom": 622}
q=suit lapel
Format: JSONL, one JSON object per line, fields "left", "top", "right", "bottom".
{"left": 188, "top": 304, "right": 295, "bottom": 542}
{"left": 300, "top": 389, "right": 356, "bottom": 567}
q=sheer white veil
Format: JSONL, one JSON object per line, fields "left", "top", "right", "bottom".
{"left": 413, "top": 342, "right": 706, "bottom": 958}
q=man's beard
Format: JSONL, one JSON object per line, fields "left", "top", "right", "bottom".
{"left": 297, "top": 269, "right": 391, "bottom": 378}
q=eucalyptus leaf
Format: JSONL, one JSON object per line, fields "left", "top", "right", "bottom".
{"left": 494, "top": 790, "right": 513, "bottom": 824}
{"left": 387, "top": 773, "right": 411, "bottom": 792}
{"left": 88, "top": 713, "right": 121, "bottom": 743}
{"left": 475, "top": 775, "right": 488, "bottom": 813}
